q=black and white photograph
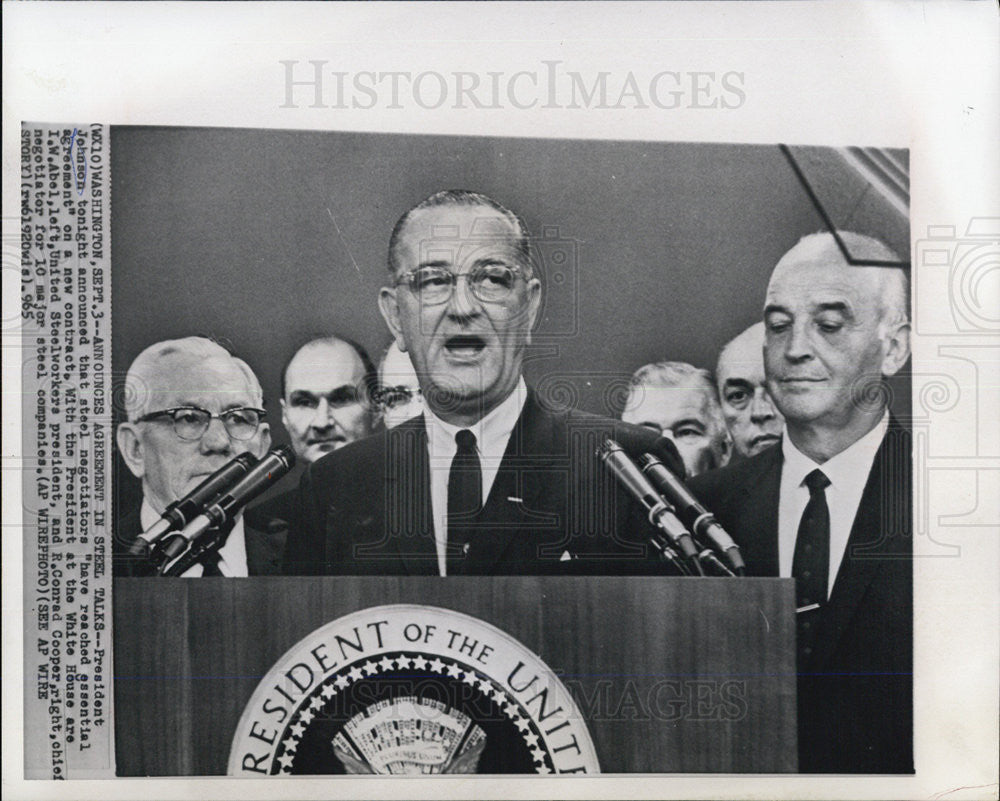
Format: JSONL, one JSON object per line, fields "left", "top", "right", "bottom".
{"left": 98, "top": 128, "right": 913, "bottom": 777}
{"left": 4, "top": 2, "right": 998, "bottom": 799}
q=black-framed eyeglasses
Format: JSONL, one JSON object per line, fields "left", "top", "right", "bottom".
{"left": 393, "top": 264, "right": 527, "bottom": 305}
{"left": 137, "top": 406, "right": 266, "bottom": 441}
{"left": 373, "top": 385, "right": 422, "bottom": 410}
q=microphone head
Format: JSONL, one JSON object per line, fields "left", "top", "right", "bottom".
{"left": 637, "top": 452, "right": 660, "bottom": 470}
{"left": 267, "top": 444, "right": 296, "bottom": 472}
{"left": 598, "top": 438, "right": 624, "bottom": 460}
{"left": 233, "top": 452, "right": 259, "bottom": 469}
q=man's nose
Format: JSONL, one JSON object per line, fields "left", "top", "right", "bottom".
{"left": 446, "top": 274, "right": 481, "bottom": 319}
{"left": 199, "top": 416, "right": 234, "bottom": 454}
{"left": 784, "top": 322, "right": 813, "bottom": 362}
{"left": 750, "top": 388, "right": 777, "bottom": 421}
{"left": 310, "top": 397, "right": 336, "bottom": 427}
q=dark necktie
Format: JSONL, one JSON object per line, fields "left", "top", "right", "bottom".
{"left": 199, "top": 549, "right": 224, "bottom": 577}
{"left": 792, "top": 468, "right": 831, "bottom": 662}
{"left": 446, "top": 429, "right": 482, "bottom": 576}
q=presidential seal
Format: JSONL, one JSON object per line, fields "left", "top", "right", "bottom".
{"left": 228, "top": 605, "right": 600, "bottom": 775}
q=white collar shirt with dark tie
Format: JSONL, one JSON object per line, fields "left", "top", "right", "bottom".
{"left": 777, "top": 411, "right": 889, "bottom": 597}
{"left": 423, "top": 378, "right": 528, "bottom": 576}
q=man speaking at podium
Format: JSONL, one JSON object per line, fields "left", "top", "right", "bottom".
{"left": 689, "top": 232, "right": 912, "bottom": 773}
{"left": 285, "top": 190, "right": 685, "bottom": 577}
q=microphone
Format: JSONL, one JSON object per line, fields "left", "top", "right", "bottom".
{"left": 159, "top": 446, "right": 296, "bottom": 563}
{"left": 128, "top": 453, "right": 258, "bottom": 555}
{"left": 638, "top": 450, "right": 745, "bottom": 575}
{"left": 598, "top": 439, "right": 700, "bottom": 565}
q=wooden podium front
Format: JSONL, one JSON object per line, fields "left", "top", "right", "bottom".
{"left": 113, "top": 577, "right": 797, "bottom": 774}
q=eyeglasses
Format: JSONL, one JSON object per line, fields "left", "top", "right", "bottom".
{"left": 373, "top": 386, "right": 422, "bottom": 410}
{"left": 393, "top": 264, "right": 527, "bottom": 305}
{"left": 137, "top": 406, "right": 266, "bottom": 441}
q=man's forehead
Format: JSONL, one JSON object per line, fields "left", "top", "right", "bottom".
{"left": 286, "top": 342, "right": 365, "bottom": 392}
{"left": 767, "top": 256, "right": 881, "bottom": 307}
{"left": 381, "top": 346, "right": 416, "bottom": 378}
{"left": 631, "top": 385, "right": 711, "bottom": 422}
{"left": 719, "top": 338, "right": 765, "bottom": 381}
{"left": 400, "top": 205, "right": 519, "bottom": 251}
{"left": 149, "top": 353, "right": 255, "bottom": 399}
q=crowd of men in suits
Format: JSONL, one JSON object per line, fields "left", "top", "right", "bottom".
{"left": 113, "top": 189, "right": 912, "bottom": 773}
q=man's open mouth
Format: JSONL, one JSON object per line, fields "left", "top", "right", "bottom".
{"left": 444, "top": 334, "right": 487, "bottom": 358}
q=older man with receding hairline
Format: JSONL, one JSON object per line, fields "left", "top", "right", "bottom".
{"left": 114, "top": 336, "right": 282, "bottom": 576}
{"left": 621, "top": 360, "right": 731, "bottom": 477}
{"left": 690, "top": 230, "right": 913, "bottom": 773}
{"left": 286, "top": 189, "right": 687, "bottom": 577}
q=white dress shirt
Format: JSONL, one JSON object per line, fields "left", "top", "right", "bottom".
{"left": 140, "top": 497, "right": 249, "bottom": 577}
{"left": 424, "top": 378, "right": 528, "bottom": 576}
{"left": 778, "top": 412, "right": 889, "bottom": 598}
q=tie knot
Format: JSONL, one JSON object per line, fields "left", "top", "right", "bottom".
{"left": 455, "top": 429, "right": 477, "bottom": 454}
{"left": 804, "top": 468, "right": 830, "bottom": 493}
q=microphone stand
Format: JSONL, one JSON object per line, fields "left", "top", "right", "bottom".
{"left": 691, "top": 546, "right": 736, "bottom": 577}
{"left": 159, "top": 516, "right": 237, "bottom": 577}
{"left": 646, "top": 529, "right": 694, "bottom": 576}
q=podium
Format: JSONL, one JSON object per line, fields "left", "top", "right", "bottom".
{"left": 113, "top": 577, "right": 797, "bottom": 774}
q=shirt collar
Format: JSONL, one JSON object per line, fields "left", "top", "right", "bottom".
{"left": 424, "top": 377, "right": 528, "bottom": 458}
{"left": 781, "top": 412, "right": 890, "bottom": 489}
{"left": 140, "top": 497, "right": 162, "bottom": 531}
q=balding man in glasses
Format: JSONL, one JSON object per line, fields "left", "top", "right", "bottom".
{"left": 113, "top": 336, "right": 282, "bottom": 576}
{"left": 286, "top": 189, "right": 686, "bottom": 577}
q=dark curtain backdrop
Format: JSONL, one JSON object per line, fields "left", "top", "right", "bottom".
{"left": 110, "top": 128, "right": 910, "bottom": 514}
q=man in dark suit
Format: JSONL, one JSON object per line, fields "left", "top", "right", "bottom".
{"left": 285, "top": 189, "right": 686, "bottom": 576}
{"left": 689, "top": 231, "right": 912, "bottom": 773}
{"left": 245, "top": 334, "right": 377, "bottom": 543}
{"left": 114, "top": 336, "right": 282, "bottom": 576}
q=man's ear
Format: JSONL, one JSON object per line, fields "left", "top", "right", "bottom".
{"left": 279, "top": 398, "right": 289, "bottom": 430}
{"left": 256, "top": 422, "right": 272, "bottom": 457}
{"left": 524, "top": 277, "right": 542, "bottom": 345}
{"left": 881, "top": 320, "right": 911, "bottom": 377}
{"left": 717, "top": 430, "right": 733, "bottom": 469}
{"left": 116, "top": 423, "right": 146, "bottom": 479}
{"left": 378, "top": 287, "right": 407, "bottom": 352}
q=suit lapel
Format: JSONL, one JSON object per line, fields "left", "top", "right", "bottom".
{"left": 808, "top": 422, "right": 910, "bottom": 670}
{"left": 460, "top": 391, "right": 558, "bottom": 575}
{"left": 244, "top": 521, "right": 283, "bottom": 575}
{"left": 731, "top": 446, "right": 783, "bottom": 576}
{"left": 384, "top": 419, "right": 438, "bottom": 575}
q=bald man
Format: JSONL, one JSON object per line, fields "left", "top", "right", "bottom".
{"left": 280, "top": 335, "right": 376, "bottom": 464}
{"left": 114, "top": 336, "right": 279, "bottom": 576}
{"left": 715, "top": 322, "right": 784, "bottom": 459}
{"left": 246, "top": 334, "right": 377, "bottom": 547}
{"left": 690, "top": 231, "right": 912, "bottom": 773}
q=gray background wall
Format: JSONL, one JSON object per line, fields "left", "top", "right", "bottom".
{"left": 110, "top": 128, "right": 910, "bottom": 508}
